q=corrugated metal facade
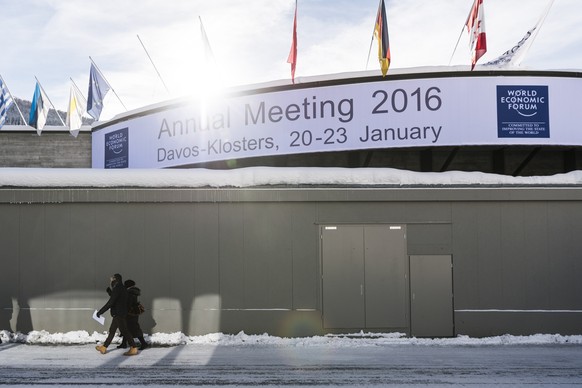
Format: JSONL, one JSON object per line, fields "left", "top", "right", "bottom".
{"left": 1, "top": 186, "right": 581, "bottom": 337}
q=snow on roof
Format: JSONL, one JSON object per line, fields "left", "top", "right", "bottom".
{"left": 1, "top": 167, "right": 582, "bottom": 188}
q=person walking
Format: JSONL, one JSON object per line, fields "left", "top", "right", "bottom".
{"left": 95, "top": 273, "right": 138, "bottom": 356}
{"left": 118, "top": 279, "right": 149, "bottom": 350}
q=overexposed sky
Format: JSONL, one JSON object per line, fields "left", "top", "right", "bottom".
{"left": 0, "top": 0, "right": 579, "bottom": 120}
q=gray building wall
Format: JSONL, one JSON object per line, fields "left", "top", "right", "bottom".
{"left": 0, "top": 130, "right": 91, "bottom": 168}
{"left": 1, "top": 187, "right": 582, "bottom": 337}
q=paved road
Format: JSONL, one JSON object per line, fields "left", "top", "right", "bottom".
{"left": 1, "top": 342, "right": 582, "bottom": 386}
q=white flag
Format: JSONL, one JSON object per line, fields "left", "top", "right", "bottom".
{"left": 484, "top": 27, "right": 537, "bottom": 67}
{"left": 66, "top": 83, "right": 87, "bottom": 138}
{"left": 484, "top": 0, "right": 554, "bottom": 68}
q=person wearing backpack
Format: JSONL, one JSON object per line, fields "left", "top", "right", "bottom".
{"left": 118, "top": 279, "right": 149, "bottom": 350}
{"left": 95, "top": 274, "right": 138, "bottom": 356}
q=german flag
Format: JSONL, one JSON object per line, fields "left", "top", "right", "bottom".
{"left": 374, "top": 0, "right": 390, "bottom": 76}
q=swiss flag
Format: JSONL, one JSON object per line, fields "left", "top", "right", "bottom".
{"left": 466, "top": 0, "right": 487, "bottom": 70}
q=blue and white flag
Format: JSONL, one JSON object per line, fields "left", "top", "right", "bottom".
{"left": 28, "top": 82, "right": 50, "bottom": 135}
{"left": 87, "top": 63, "right": 111, "bottom": 120}
{"left": 0, "top": 77, "right": 13, "bottom": 129}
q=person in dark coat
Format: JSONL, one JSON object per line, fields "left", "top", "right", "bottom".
{"left": 118, "top": 279, "right": 148, "bottom": 350}
{"left": 95, "top": 273, "right": 138, "bottom": 356}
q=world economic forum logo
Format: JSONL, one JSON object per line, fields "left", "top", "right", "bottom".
{"left": 104, "top": 127, "right": 129, "bottom": 168}
{"left": 497, "top": 85, "right": 549, "bottom": 138}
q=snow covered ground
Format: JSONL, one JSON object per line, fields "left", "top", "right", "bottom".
{"left": 3, "top": 329, "right": 582, "bottom": 347}
{"left": 1, "top": 330, "right": 582, "bottom": 386}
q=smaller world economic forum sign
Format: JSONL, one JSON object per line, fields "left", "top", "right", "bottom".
{"left": 104, "top": 127, "right": 129, "bottom": 168}
{"left": 91, "top": 72, "right": 582, "bottom": 169}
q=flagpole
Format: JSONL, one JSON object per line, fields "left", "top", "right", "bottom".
{"left": 512, "top": 0, "right": 555, "bottom": 66}
{"left": 89, "top": 56, "right": 128, "bottom": 111}
{"left": 34, "top": 76, "right": 66, "bottom": 127}
{"left": 137, "top": 34, "right": 171, "bottom": 95}
{"left": 0, "top": 73, "right": 28, "bottom": 126}
{"left": 199, "top": 16, "right": 216, "bottom": 62}
{"left": 70, "top": 78, "right": 87, "bottom": 102}
{"left": 448, "top": 25, "right": 466, "bottom": 66}
{"left": 449, "top": 0, "right": 477, "bottom": 66}
{"left": 365, "top": 0, "right": 383, "bottom": 70}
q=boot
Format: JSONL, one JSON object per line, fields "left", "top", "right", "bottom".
{"left": 123, "top": 347, "right": 138, "bottom": 356}
{"left": 95, "top": 345, "right": 107, "bottom": 354}
{"left": 138, "top": 336, "right": 148, "bottom": 350}
{"left": 116, "top": 342, "right": 127, "bottom": 349}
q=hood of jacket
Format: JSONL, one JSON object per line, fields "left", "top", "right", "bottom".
{"left": 127, "top": 286, "right": 141, "bottom": 297}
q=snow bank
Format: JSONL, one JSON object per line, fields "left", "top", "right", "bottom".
{"left": 1, "top": 167, "right": 582, "bottom": 188}
{"left": 2, "top": 330, "right": 581, "bottom": 347}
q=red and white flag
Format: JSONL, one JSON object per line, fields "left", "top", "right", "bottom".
{"left": 287, "top": 0, "right": 298, "bottom": 84}
{"left": 465, "top": 0, "right": 487, "bottom": 70}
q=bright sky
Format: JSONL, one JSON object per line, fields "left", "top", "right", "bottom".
{"left": 1, "top": 0, "right": 579, "bottom": 121}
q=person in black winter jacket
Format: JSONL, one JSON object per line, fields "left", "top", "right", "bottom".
{"left": 95, "top": 273, "right": 138, "bottom": 356}
{"left": 118, "top": 279, "right": 148, "bottom": 350}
